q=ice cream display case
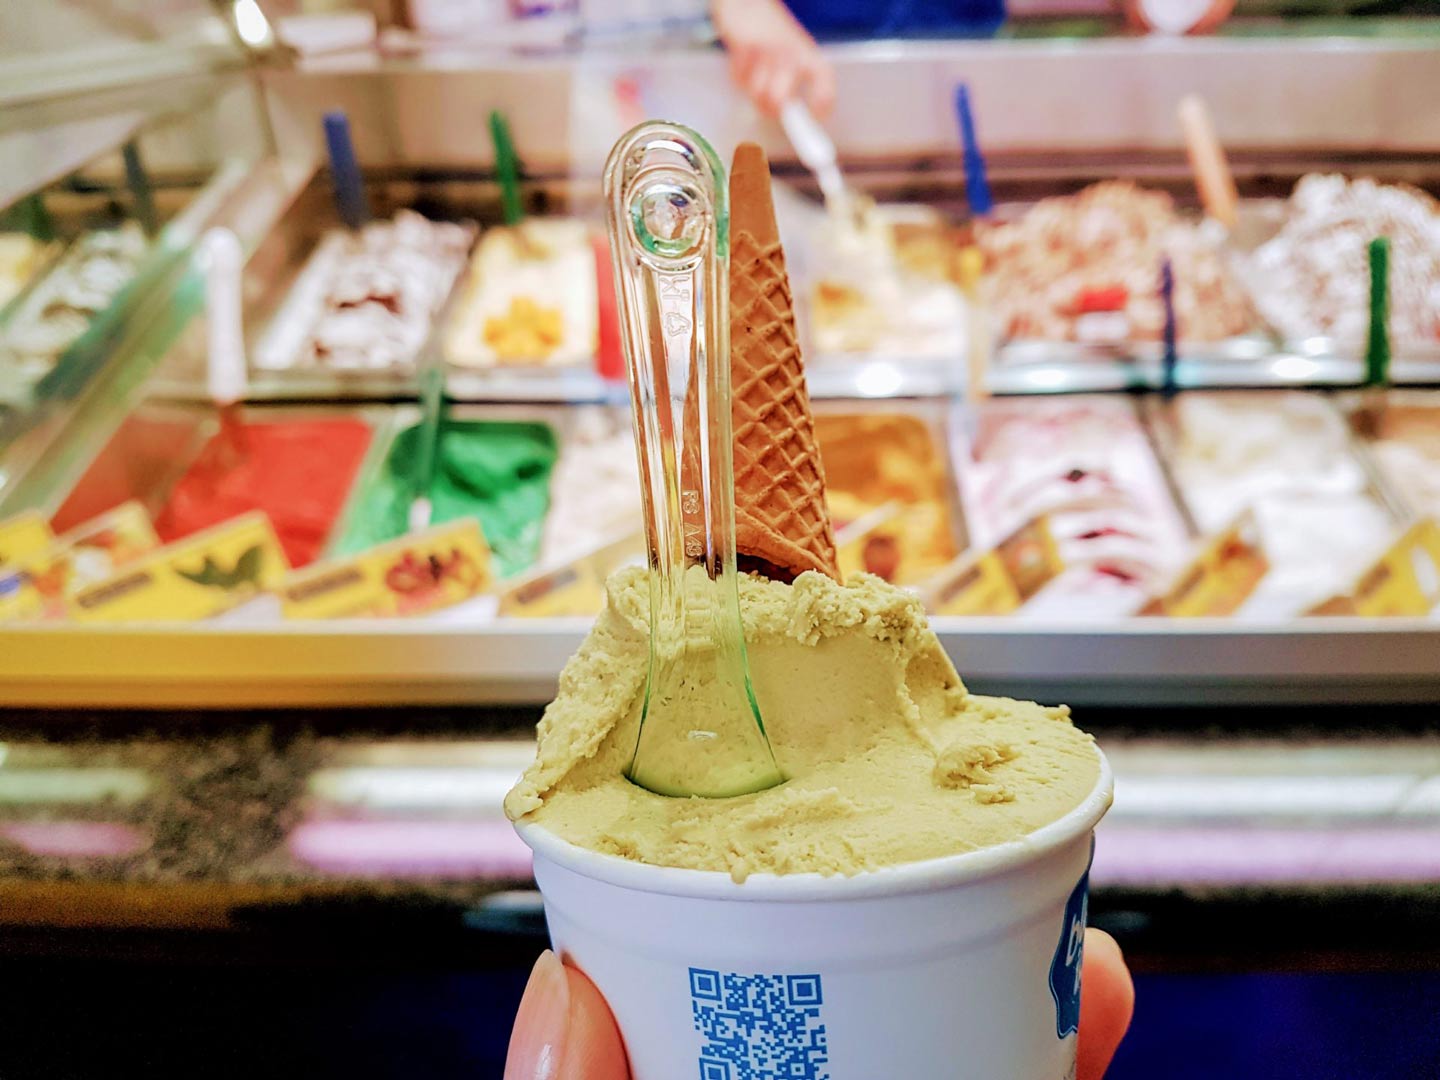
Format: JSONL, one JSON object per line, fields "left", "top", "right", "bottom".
{"left": 145, "top": 169, "right": 616, "bottom": 405}
{"left": 0, "top": 0, "right": 275, "bottom": 524}
{"left": 3, "top": 34, "right": 1440, "bottom": 709}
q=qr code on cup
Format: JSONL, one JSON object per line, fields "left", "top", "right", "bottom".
{"left": 689, "top": 968, "right": 830, "bottom": 1080}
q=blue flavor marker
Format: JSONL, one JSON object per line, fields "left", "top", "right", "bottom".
{"left": 1160, "top": 257, "right": 1178, "bottom": 396}
{"left": 323, "top": 111, "right": 371, "bottom": 230}
{"left": 955, "top": 84, "right": 993, "bottom": 218}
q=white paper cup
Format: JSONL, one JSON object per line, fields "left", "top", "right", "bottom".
{"left": 516, "top": 748, "right": 1112, "bottom": 1080}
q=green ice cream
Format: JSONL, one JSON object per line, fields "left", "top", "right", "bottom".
{"left": 507, "top": 567, "right": 1103, "bottom": 882}
{"left": 337, "top": 419, "right": 558, "bottom": 577}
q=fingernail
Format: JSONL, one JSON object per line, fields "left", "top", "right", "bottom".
{"left": 505, "top": 950, "right": 570, "bottom": 1080}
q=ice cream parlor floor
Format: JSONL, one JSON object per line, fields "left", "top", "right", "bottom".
{"left": 0, "top": 704, "right": 1437, "bottom": 1079}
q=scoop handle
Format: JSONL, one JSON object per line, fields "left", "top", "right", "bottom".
{"left": 604, "top": 122, "right": 731, "bottom": 588}
{"left": 603, "top": 121, "right": 782, "bottom": 799}
{"left": 202, "top": 227, "right": 247, "bottom": 408}
{"left": 780, "top": 100, "right": 845, "bottom": 208}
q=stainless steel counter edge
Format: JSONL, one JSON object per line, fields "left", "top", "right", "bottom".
{"left": 264, "top": 37, "right": 1440, "bottom": 175}
{"left": 2, "top": 618, "right": 1437, "bottom": 707}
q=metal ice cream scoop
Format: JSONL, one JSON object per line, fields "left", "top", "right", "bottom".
{"left": 603, "top": 121, "right": 784, "bottom": 799}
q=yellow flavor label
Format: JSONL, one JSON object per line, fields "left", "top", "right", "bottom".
{"left": 0, "top": 502, "right": 163, "bottom": 622}
{"left": 834, "top": 503, "right": 906, "bottom": 584}
{"left": 994, "top": 516, "right": 1065, "bottom": 602}
{"left": 281, "top": 518, "right": 493, "bottom": 619}
{"left": 499, "top": 530, "right": 644, "bottom": 618}
{"left": 1307, "top": 519, "right": 1440, "bottom": 617}
{"left": 833, "top": 501, "right": 957, "bottom": 587}
{"left": 69, "top": 511, "right": 289, "bottom": 622}
{"left": 0, "top": 546, "right": 70, "bottom": 621}
{"left": 59, "top": 501, "right": 160, "bottom": 578}
{"left": 0, "top": 511, "right": 53, "bottom": 568}
{"left": 922, "top": 516, "right": 1065, "bottom": 615}
{"left": 56, "top": 500, "right": 161, "bottom": 597}
{"left": 925, "top": 550, "right": 1024, "bottom": 615}
{"left": 1143, "top": 511, "right": 1269, "bottom": 618}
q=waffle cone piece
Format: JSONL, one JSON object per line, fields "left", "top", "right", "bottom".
{"left": 685, "top": 143, "right": 839, "bottom": 582}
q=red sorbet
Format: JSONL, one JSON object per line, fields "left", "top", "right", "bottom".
{"left": 155, "top": 418, "right": 372, "bottom": 568}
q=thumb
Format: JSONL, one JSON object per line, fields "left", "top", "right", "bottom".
{"left": 1077, "top": 928, "right": 1136, "bottom": 1080}
{"left": 506, "top": 950, "right": 630, "bottom": 1080}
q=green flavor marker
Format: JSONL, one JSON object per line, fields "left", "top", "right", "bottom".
{"left": 6, "top": 193, "right": 56, "bottom": 243}
{"left": 1355, "top": 236, "right": 1392, "bottom": 440}
{"left": 1366, "top": 236, "right": 1391, "bottom": 390}
{"left": 489, "top": 111, "right": 524, "bottom": 226}
{"left": 338, "top": 419, "right": 558, "bottom": 578}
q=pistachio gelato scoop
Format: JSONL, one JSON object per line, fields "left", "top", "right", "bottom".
{"left": 507, "top": 568, "right": 1101, "bottom": 883}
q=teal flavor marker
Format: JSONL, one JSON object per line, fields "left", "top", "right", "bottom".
{"left": 1365, "top": 236, "right": 1391, "bottom": 390}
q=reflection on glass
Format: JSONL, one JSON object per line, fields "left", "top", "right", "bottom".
{"left": 0, "top": 820, "right": 148, "bottom": 859}
{"left": 0, "top": 766, "right": 152, "bottom": 805}
{"left": 288, "top": 820, "right": 532, "bottom": 879}
{"left": 232, "top": 0, "right": 274, "bottom": 48}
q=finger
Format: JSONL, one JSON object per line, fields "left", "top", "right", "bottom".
{"left": 757, "top": 57, "right": 802, "bottom": 119}
{"left": 505, "top": 951, "right": 569, "bottom": 1080}
{"left": 730, "top": 44, "right": 760, "bottom": 89}
{"left": 802, "top": 54, "right": 837, "bottom": 120}
{"left": 562, "top": 960, "right": 631, "bottom": 1080}
{"left": 1077, "top": 929, "right": 1135, "bottom": 1080}
{"left": 1190, "top": 0, "right": 1236, "bottom": 34}
{"left": 505, "top": 951, "right": 630, "bottom": 1080}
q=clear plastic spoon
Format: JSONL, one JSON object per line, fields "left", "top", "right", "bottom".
{"left": 603, "top": 121, "right": 784, "bottom": 799}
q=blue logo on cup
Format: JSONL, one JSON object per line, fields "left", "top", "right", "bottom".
{"left": 1049, "top": 841, "right": 1093, "bottom": 1039}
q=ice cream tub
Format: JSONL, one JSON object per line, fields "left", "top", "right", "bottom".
{"left": 1143, "top": 390, "right": 1403, "bottom": 618}
{"left": 442, "top": 218, "right": 599, "bottom": 372}
{"left": 977, "top": 185, "right": 1269, "bottom": 370}
{"left": 951, "top": 394, "right": 1192, "bottom": 619}
{"left": 331, "top": 402, "right": 565, "bottom": 579}
{"left": 46, "top": 401, "right": 390, "bottom": 572}
{"left": 517, "top": 749, "right": 1112, "bottom": 1080}
{"left": 251, "top": 210, "right": 475, "bottom": 379}
{"left": 804, "top": 201, "right": 970, "bottom": 366}
{"left": 813, "top": 403, "right": 968, "bottom": 587}
{"left": 1230, "top": 180, "right": 1440, "bottom": 364}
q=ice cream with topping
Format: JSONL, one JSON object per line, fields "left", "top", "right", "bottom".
{"left": 4, "top": 225, "right": 147, "bottom": 378}
{"left": 955, "top": 396, "right": 1189, "bottom": 618}
{"left": 444, "top": 219, "right": 598, "bottom": 368}
{"left": 978, "top": 181, "right": 1253, "bottom": 345}
{"left": 255, "top": 210, "right": 471, "bottom": 373}
{"left": 1243, "top": 175, "right": 1440, "bottom": 351}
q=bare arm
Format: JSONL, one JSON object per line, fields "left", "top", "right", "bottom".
{"left": 710, "top": 0, "right": 836, "bottom": 119}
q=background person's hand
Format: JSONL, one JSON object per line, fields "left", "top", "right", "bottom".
{"left": 711, "top": 0, "right": 836, "bottom": 119}
{"left": 505, "top": 927, "right": 1136, "bottom": 1079}
{"left": 1123, "top": 0, "right": 1236, "bottom": 35}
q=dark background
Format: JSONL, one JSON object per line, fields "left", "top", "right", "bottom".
{"left": 2, "top": 920, "right": 1438, "bottom": 1079}
{"left": 1, "top": 706, "right": 1438, "bottom": 1079}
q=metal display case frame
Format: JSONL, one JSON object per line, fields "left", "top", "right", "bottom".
{"left": 2, "top": 33, "right": 1440, "bottom": 709}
